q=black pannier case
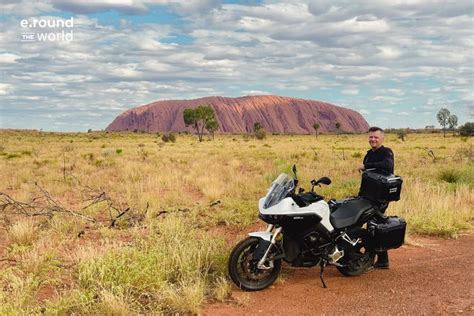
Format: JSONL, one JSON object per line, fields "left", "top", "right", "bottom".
{"left": 360, "top": 170, "right": 403, "bottom": 202}
{"left": 371, "top": 216, "right": 407, "bottom": 251}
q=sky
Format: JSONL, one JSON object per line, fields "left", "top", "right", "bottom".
{"left": 0, "top": 0, "right": 473, "bottom": 132}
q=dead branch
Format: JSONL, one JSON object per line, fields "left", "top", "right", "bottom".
{"left": 209, "top": 200, "right": 221, "bottom": 207}
{"left": 1, "top": 173, "right": 150, "bottom": 229}
{"left": 426, "top": 148, "right": 436, "bottom": 162}
{"left": 109, "top": 207, "right": 130, "bottom": 228}
{"left": 1, "top": 183, "right": 96, "bottom": 223}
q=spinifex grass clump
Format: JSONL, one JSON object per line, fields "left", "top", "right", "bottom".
{"left": 7, "top": 219, "right": 38, "bottom": 247}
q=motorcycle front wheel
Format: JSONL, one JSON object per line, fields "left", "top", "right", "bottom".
{"left": 228, "top": 237, "right": 282, "bottom": 291}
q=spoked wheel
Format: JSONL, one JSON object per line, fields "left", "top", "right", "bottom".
{"left": 228, "top": 237, "right": 281, "bottom": 291}
{"left": 337, "top": 228, "right": 375, "bottom": 276}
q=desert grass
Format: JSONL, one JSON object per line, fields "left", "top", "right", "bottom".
{"left": 0, "top": 130, "right": 472, "bottom": 313}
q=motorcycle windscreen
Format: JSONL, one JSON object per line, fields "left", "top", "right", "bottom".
{"left": 263, "top": 173, "right": 295, "bottom": 209}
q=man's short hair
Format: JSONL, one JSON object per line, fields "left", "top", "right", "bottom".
{"left": 368, "top": 126, "right": 384, "bottom": 133}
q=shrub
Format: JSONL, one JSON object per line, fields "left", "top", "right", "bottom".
{"left": 438, "top": 169, "right": 461, "bottom": 183}
{"left": 6, "top": 153, "right": 21, "bottom": 159}
{"left": 459, "top": 122, "right": 473, "bottom": 136}
{"left": 101, "top": 149, "right": 115, "bottom": 157}
{"left": 255, "top": 128, "right": 266, "bottom": 140}
{"left": 116, "top": 148, "right": 123, "bottom": 154}
{"left": 82, "top": 153, "right": 94, "bottom": 161}
{"left": 162, "top": 133, "right": 176, "bottom": 143}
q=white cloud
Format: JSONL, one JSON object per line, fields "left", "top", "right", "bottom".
{"left": 376, "top": 46, "right": 401, "bottom": 59}
{"left": 243, "top": 90, "right": 272, "bottom": 96}
{"left": 341, "top": 89, "right": 359, "bottom": 95}
{"left": 0, "top": 83, "right": 14, "bottom": 95}
{"left": 381, "top": 88, "right": 405, "bottom": 96}
{"left": 0, "top": 0, "right": 54, "bottom": 15}
{"left": 462, "top": 91, "right": 474, "bottom": 102}
{"left": 0, "top": 53, "right": 21, "bottom": 63}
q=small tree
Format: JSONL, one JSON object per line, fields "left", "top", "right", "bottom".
{"left": 313, "top": 122, "right": 320, "bottom": 138}
{"left": 183, "top": 105, "right": 217, "bottom": 142}
{"left": 335, "top": 121, "right": 341, "bottom": 137}
{"left": 253, "top": 122, "right": 262, "bottom": 132}
{"left": 397, "top": 129, "right": 408, "bottom": 141}
{"left": 448, "top": 114, "right": 458, "bottom": 133}
{"left": 206, "top": 118, "right": 219, "bottom": 140}
{"left": 437, "top": 108, "right": 451, "bottom": 137}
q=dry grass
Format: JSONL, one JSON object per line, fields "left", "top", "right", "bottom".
{"left": 7, "top": 219, "right": 38, "bottom": 247}
{"left": 0, "top": 130, "right": 473, "bottom": 313}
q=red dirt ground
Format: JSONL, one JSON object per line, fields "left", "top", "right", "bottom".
{"left": 205, "top": 233, "right": 474, "bottom": 315}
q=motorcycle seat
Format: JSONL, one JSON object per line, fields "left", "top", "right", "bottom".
{"left": 329, "top": 197, "right": 373, "bottom": 229}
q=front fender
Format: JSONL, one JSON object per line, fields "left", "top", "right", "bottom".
{"left": 248, "top": 231, "right": 272, "bottom": 242}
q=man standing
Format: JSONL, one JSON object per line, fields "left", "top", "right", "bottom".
{"left": 358, "top": 126, "right": 394, "bottom": 175}
{"left": 358, "top": 126, "right": 394, "bottom": 269}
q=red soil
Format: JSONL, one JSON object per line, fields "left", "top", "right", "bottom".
{"left": 205, "top": 233, "right": 474, "bottom": 315}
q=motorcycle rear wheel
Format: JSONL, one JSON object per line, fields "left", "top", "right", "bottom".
{"left": 337, "top": 228, "right": 375, "bottom": 276}
{"left": 228, "top": 237, "right": 282, "bottom": 291}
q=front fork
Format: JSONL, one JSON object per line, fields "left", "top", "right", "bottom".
{"left": 256, "top": 225, "right": 282, "bottom": 270}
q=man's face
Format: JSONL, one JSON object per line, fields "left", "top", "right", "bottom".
{"left": 368, "top": 130, "right": 384, "bottom": 149}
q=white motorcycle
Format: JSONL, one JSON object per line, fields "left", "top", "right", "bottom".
{"left": 228, "top": 166, "right": 405, "bottom": 290}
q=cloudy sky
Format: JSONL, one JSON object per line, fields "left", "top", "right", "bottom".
{"left": 0, "top": 0, "right": 473, "bottom": 131}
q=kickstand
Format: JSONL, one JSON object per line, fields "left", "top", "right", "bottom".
{"left": 319, "top": 260, "right": 328, "bottom": 288}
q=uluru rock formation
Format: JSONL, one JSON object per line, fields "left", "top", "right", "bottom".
{"left": 105, "top": 95, "right": 369, "bottom": 134}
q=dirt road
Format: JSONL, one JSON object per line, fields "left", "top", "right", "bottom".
{"left": 205, "top": 233, "right": 474, "bottom": 315}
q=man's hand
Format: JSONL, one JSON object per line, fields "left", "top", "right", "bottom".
{"left": 358, "top": 164, "right": 365, "bottom": 172}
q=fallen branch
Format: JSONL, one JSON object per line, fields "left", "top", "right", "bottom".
{"left": 110, "top": 207, "right": 130, "bottom": 228}
{"left": 1, "top": 174, "right": 150, "bottom": 229}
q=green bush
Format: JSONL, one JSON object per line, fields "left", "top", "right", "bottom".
{"left": 438, "top": 169, "right": 461, "bottom": 183}
{"left": 459, "top": 122, "right": 473, "bottom": 136}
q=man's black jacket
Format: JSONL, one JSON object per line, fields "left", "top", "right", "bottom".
{"left": 363, "top": 145, "right": 394, "bottom": 174}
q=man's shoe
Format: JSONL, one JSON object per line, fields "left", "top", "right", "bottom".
{"left": 374, "top": 262, "right": 389, "bottom": 269}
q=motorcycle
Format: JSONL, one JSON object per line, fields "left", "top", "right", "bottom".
{"left": 228, "top": 165, "right": 406, "bottom": 291}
